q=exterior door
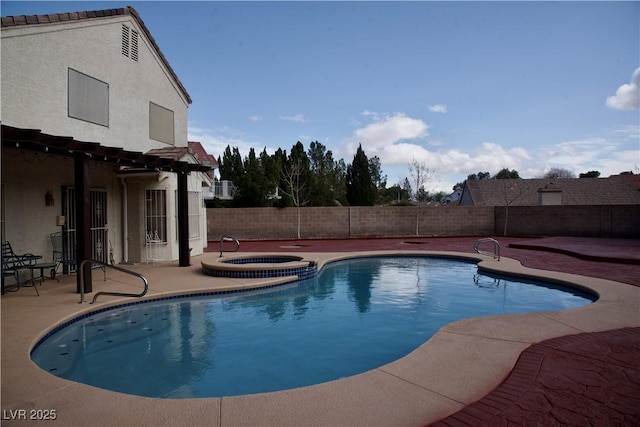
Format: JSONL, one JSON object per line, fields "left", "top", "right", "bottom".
{"left": 62, "top": 187, "right": 109, "bottom": 271}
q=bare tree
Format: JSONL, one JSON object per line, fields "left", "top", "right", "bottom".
{"left": 408, "top": 158, "right": 436, "bottom": 202}
{"left": 408, "top": 158, "right": 437, "bottom": 235}
{"left": 502, "top": 180, "right": 524, "bottom": 236}
{"left": 280, "top": 159, "right": 310, "bottom": 239}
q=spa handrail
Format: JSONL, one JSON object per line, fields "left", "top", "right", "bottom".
{"left": 474, "top": 238, "right": 500, "bottom": 261}
{"left": 78, "top": 259, "right": 148, "bottom": 304}
{"left": 219, "top": 235, "right": 240, "bottom": 257}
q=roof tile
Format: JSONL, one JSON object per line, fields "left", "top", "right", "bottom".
{"left": 461, "top": 177, "right": 640, "bottom": 206}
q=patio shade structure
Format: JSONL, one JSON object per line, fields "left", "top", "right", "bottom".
{"left": 1, "top": 124, "right": 211, "bottom": 294}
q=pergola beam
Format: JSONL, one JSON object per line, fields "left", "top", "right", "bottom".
{"left": 1, "top": 125, "right": 210, "bottom": 173}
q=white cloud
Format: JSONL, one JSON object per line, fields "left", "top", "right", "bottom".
{"left": 535, "top": 133, "right": 639, "bottom": 177}
{"left": 248, "top": 115, "right": 263, "bottom": 122}
{"left": 377, "top": 125, "right": 637, "bottom": 193}
{"left": 382, "top": 142, "right": 532, "bottom": 193}
{"left": 606, "top": 67, "right": 640, "bottom": 111}
{"left": 279, "top": 114, "right": 308, "bottom": 123}
{"left": 612, "top": 124, "right": 640, "bottom": 141}
{"left": 433, "top": 143, "right": 531, "bottom": 176}
{"left": 343, "top": 112, "right": 537, "bottom": 192}
{"left": 348, "top": 112, "right": 429, "bottom": 154}
{"left": 345, "top": 113, "right": 530, "bottom": 191}
{"left": 428, "top": 104, "right": 447, "bottom": 113}
{"left": 360, "top": 110, "right": 381, "bottom": 121}
{"left": 380, "top": 141, "right": 531, "bottom": 174}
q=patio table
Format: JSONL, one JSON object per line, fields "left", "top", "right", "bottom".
{"left": 8, "top": 254, "right": 42, "bottom": 296}
{"left": 25, "top": 262, "right": 59, "bottom": 286}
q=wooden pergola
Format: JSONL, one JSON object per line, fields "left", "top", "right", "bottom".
{"left": 1, "top": 124, "right": 211, "bottom": 294}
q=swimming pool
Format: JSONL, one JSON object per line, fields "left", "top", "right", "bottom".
{"left": 31, "top": 256, "right": 595, "bottom": 398}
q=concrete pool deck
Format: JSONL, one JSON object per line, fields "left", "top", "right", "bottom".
{"left": 1, "top": 236, "right": 639, "bottom": 426}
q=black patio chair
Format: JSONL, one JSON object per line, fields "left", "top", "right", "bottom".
{"left": 1, "top": 241, "right": 40, "bottom": 295}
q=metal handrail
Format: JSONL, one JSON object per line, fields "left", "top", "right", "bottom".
{"left": 78, "top": 259, "right": 148, "bottom": 304}
{"left": 219, "top": 235, "right": 240, "bottom": 257}
{"left": 474, "top": 238, "right": 500, "bottom": 261}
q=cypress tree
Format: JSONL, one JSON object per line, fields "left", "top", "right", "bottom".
{"left": 346, "top": 144, "right": 376, "bottom": 206}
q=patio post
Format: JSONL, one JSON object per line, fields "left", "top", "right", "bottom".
{"left": 177, "top": 171, "right": 190, "bottom": 266}
{"left": 75, "top": 156, "right": 93, "bottom": 293}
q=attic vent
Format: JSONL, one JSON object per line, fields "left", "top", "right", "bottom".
{"left": 121, "top": 24, "right": 138, "bottom": 62}
{"left": 121, "top": 24, "right": 129, "bottom": 57}
{"left": 131, "top": 29, "right": 139, "bottom": 62}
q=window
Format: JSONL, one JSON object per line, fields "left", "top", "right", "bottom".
{"left": 149, "top": 102, "right": 175, "bottom": 144}
{"left": 122, "top": 24, "right": 138, "bottom": 62}
{"left": 145, "top": 190, "right": 167, "bottom": 242}
{"left": 188, "top": 191, "right": 201, "bottom": 238}
{"left": 68, "top": 68, "right": 109, "bottom": 126}
{"left": 174, "top": 191, "right": 202, "bottom": 239}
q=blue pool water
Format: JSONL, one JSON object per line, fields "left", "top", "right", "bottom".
{"left": 31, "top": 257, "right": 595, "bottom": 398}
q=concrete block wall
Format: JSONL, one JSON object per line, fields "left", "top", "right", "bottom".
{"left": 208, "top": 205, "right": 639, "bottom": 241}
{"left": 610, "top": 205, "right": 640, "bottom": 238}
{"left": 498, "top": 205, "right": 640, "bottom": 238}
{"left": 419, "top": 206, "right": 494, "bottom": 236}
{"left": 207, "top": 206, "right": 495, "bottom": 240}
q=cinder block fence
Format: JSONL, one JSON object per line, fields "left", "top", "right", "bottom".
{"left": 207, "top": 205, "right": 640, "bottom": 241}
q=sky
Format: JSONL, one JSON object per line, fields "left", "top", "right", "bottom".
{"left": 2, "top": 1, "right": 639, "bottom": 193}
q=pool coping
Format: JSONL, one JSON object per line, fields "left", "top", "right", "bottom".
{"left": 2, "top": 250, "right": 639, "bottom": 426}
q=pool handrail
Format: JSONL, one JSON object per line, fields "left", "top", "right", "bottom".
{"left": 474, "top": 238, "right": 500, "bottom": 261}
{"left": 78, "top": 259, "right": 149, "bottom": 304}
{"left": 219, "top": 235, "right": 240, "bottom": 257}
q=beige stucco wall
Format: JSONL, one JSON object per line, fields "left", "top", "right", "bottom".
{"left": 0, "top": 15, "right": 189, "bottom": 152}
{"left": 123, "top": 171, "right": 207, "bottom": 264}
{"left": 1, "top": 148, "right": 123, "bottom": 262}
{"left": 1, "top": 14, "right": 207, "bottom": 266}
{"left": 1, "top": 148, "right": 207, "bottom": 266}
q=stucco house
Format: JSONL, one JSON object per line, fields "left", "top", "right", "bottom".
{"left": 458, "top": 176, "right": 640, "bottom": 206}
{"left": 443, "top": 187, "right": 462, "bottom": 204}
{"left": 1, "top": 7, "right": 213, "bottom": 292}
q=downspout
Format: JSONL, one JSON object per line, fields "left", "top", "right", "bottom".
{"left": 119, "top": 177, "right": 129, "bottom": 263}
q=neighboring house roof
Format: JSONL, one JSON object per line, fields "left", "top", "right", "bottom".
{"left": 444, "top": 189, "right": 462, "bottom": 204}
{"left": 617, "top": 173, "right": 640, "bottom": 191}
{"left": 1, "top": 6, "right": 192, "bottom": 104}
{"left": 459, "top": 176, "right": 640, "bottom": 206}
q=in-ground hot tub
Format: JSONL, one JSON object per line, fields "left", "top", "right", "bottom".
{"left": 202, "top": 254, "right": 318, "bottom": 279}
